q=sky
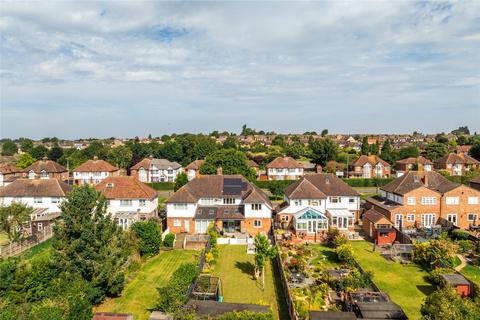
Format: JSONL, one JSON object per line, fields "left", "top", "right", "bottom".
{"left": 1, "top": 1, "right": 479, "bottom": 139}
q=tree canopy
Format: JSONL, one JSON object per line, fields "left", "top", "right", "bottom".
{"left": 200, "top": 148, "right": 256, "bottom": 180}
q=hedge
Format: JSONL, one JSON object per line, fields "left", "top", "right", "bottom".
{"left": 145, "top": 182, "right": 175, "bottom": 190}
{"left": 156, "top": 263, "right": 198, "bottom": 313}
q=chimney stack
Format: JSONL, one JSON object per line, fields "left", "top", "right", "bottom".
{"left": 316, "top": 165, "right": 322, "bottom": 173}
{"left": 93, "top": 155, "right": 98, "bottom": 161}
{"left": 217, "top": 167, "right": 223, "bottom": 175}
{"left": 423, "top": 173, "right": 428, "bottom": 186}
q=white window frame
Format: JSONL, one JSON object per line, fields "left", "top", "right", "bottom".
{"left": 173, "top": 219, "right": 181, "bottom": 227}
{"left": 251, "top": 203, "right": 262, "bottom": 211}
{"left": 173, "top": 203, "right": 187, "bottom": 210}
{"left": 34, "top": 197, "right": 43, "bottom": 204}
{"left": 37, "top": 222, "right": 43, "bottom": 231}
{"left": 407, "top": 197, "right": 416, "bottom": 205}
{"left": 253, "top": 220, "right": 262, "bottom": 228}
{"left": 120, "top": 199, "right": 132, "bottom": 206}
{"left": 447, "top": 214, "right": 457, "bottom": 225}
{"left": 139, "top": 199, "right": 146, "bottom": 207}
{"left": 421, "top": 197, "right": 437, "bottom": 205}
{"left": 329, "top": 197, "right": 339, "bottom": 204}
{"left": 223, "top": 198, "right": 235, "bottom": 205}
{"left": 406, "top": 214, "right": 415, "bottom": 222}
{"left": 446, "top": 197, "right": 459, "bottom": 205}
{"left": 468, "top": 197, "right": 479, "bottom": 205}
{"left": 293, "top": 200, "right": 302, "bottom": 206}
{"left": 467, "top": 214, "right": 478, "bottom": 222}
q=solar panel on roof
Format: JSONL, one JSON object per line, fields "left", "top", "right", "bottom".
{"left": 223, "top": 178, "right": 247, "bottom": 195}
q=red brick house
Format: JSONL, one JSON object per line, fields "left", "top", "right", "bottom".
{"left": 349, "top": 155, "right": 391, "bottom": 178}
{"left": 362, "top": 208, "right": 396, "bottom": 245}
{"left": 0, "top": 163, "right": 22, "bottom": 186}
{"left": 435, "top": 153, "right": 480, "bottom": 176}
{"left": 365, "top": 171, "right": 480, "bottom": 230}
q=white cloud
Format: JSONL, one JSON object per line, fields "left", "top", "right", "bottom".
{"left": 0, "top": 1, "right": 479, "bottom": 138}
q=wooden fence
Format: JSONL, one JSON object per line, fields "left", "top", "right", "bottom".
{"left": 273, "top": 237, "right": 299, "bottom": 320}
{"left": 0, "top": 226, "right": 53, "bottom": 258}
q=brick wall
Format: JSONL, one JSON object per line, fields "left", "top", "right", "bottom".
{"left": 442, "top": 186, "right": 480, "bottom": 229}
{"left": 167, "top": 217, "right": 196, "bottom": 235}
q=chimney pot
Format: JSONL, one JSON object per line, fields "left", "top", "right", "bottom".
{"left": 316, "top": 165, "right": 322, "bottom": 173}
{"left": 217, "top": 167, "right": 223, "bottom": 175}
{"left": 93, "top": 155, "right": 98, "bottom": 160}
{"left": 42, "top": 156, "right": 48, "bottom": 161}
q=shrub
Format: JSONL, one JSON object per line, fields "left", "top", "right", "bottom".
{"left": 336, "top": 244, "right": 354, "bottom": 265}
{"left": 131, "top": 220, "right": 162, "bottom": 257}
{"left": 451, "top": 229, "right": 470, "bottom": 240}
{"left": 456, "top": 240, "right": 474, "bottom": 254}
{"left": 429, "top": 267, "right": 454, "bottom": 285}
{"left": 146, "top": 182, "right": 175, "bottom": 190}
{"left": 163, "top": 233, "right": 176, "bottom": 247}
{"left": 333, "top": 234, "right": 348, "bottom": 248}
{"left": 156, "top": 263, "right": 198, "bottom": 313}
{"left": 325, "top": 228, "right": 340, "bottom": 247}
{"left": 215, "top": 311, "right": 273, "bottom": 320}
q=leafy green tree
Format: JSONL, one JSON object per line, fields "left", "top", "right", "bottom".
{"left": 16, "top": 153, "right": 37, "bottom": 169}
{"left": 107, "top": 146, "right": 133, "bottom": 169}
{"left": 421, "top": 287, "right": 479, "bottom": 320}
{"left": 200, "top": 149, "right": 256, "bottom": 180}
{"left": 361, "top": 136, "right": 370, "bottom": 155}
{"left": 321, "top": 129, "right": 328, "bottom": 137}
{"left": 223, "top": 136, "right": 238, "bottom": 149}
{"left": 52, "top": 185, "right": 129, "bottom": 303}
{"left": 253, "top": 234, "right": 276, "bottom": 289}
{"left": 1, "top": 139, "right": 17, "bottom": 156}
{"left": 47, "top": 145, "right": 64, "bottom": 162}
{"left": 424, "top": 142, "right": 448, "bottom": 161}
{"left": 456, "top": 135, "right": 468, "bottom": 145}
{"left": 380, "top": 140, "right": 394, "bottom": 164}
{"left": 0, "top": 203, "right": 32, "bottom": 242}
{"left": 285, "top": 142, "right": 305, "bottom": 159}
{"left": 451, "top": 126, "right": 470, "bottom": 136}
{"left": 31, "top": 145, "right": 48, "bottom": 159}
{"left": 83, "top": 140, "right": 108, "bottom": 160}
{"left": 469, "top": 142, "right": 480, "bottom": 161}
{"left": 309, "top": 138, "right": 338, "bottom": 166}
{"left": 192, "top": 137, "right": 218, "bottom": 160}
{"left": 435, "top": 134, "right": 449, "bottom": 144}
{"left": 19, "top": 138, "right": 34, "bottom": 154}
{"left": 174, "top": 172, "right": 188, "bottom": 191}
{"left": 398, "top": 146, "right": 419, "bottom": 159}
{"left": 272, "top": 135, "right": 285, "bottom": 148}
{"left": 131, "top": 220, "right": 162, "bottom": 257}
{"left": 370, "top": 140, "right": 380, "bottom": 155}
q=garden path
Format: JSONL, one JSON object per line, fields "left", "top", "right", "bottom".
{"left": 455, "top": 254, "right": 467, "bottom": 272}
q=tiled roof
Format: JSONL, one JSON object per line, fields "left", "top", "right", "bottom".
{"left": 166, "top": 175, "right": 271, "bottom": 207}
{"left": 381, "top": 171, "right": 458, "bottom": 195}
{"left": 284, "top": 173, "right": 359, "bottom": 199}
{"left": 131, "top": 157, "right": 182, "bottom": 170}
{"left": 351, "top": 155, "right": 390, "bottom": 167}
{"left": 396, "top": 156, "right": 432, "bottom": 165}
{"left": 95, "top": 176, "right": 157, "bottom": 199}
{"left": 0, "top": 178, "right": 72, "bottom": 197}
{"left": 247, "top": 160, "right": 259, "bottom": 168}
{"left": 266, "top": 156, "right": 302, "bottom": 169}
{"left": 185, "top": 159, "right": 205, "bottom": 170}
{"left": 363, "top": 208, "right": 390, "bottom": 224}
{"left": 436, "top": 153, "right": 480, "bottom": 165}
{"left": 0, "top": 163, "right": 21, "bottom": 174}
{"left": 74, "top": 159, "right": 118, "bottom": 172}
{"left": 24, "top": 158, "right": 67, "bottom": 173}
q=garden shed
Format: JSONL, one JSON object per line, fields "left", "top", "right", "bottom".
{"left": 362, "top": 208, "right": 396, "bottom": 245}
{"left": 440, "top": 274, "right": 473, "bottom": 297}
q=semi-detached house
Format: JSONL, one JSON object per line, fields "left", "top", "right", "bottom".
{"left": 365, "top": 171, "right": 480, "bottom": 230}
{"left": 0, "top": 178, "right": 71, "bottom": 234}
{"left": 23, "top": 157, "right": 69, "bottom": 181}
{"left": 95, "top": 176, "right": 158, "bottom": 230}
{"left": 265, "top": 156, "right": 304, "bottom": 180}
{"left": 276, "top": 173, "right": 360, "bottom": 242}
{"left": 166, "top": 175, "right": 272, "bottom": 236}
{"left": 130, "top": 156, "right": 183, "bottom": 183}
{"left": 73, "top": 156, "right": 120, "bottom": 185}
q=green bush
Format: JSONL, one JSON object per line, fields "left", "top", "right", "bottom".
{"left": 336, "top": 244, "right": 354, "bottom": 265}
{"left": 456, "top": 240, "right": 474, "bottom": 254}
{"left": 146, "top": 182, "right": 175, "bottom": 190}
{"left": 163, "top": 233, "right": 176, "bottom": 247}
{"left": 451, "top": 229, "right": 470, "bottom": 240}
{"left": 156, "top": 263, "right": 198, "bottom": 313}
{"left": 131, "top": 220, "right": 162, "bottom": 257}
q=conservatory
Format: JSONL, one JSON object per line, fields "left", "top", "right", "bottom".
{"left": 293, "top": 207, "right": 329, "bottom": 233}
{"left": 327, "top": 209, "right": 355, "bottom": 231}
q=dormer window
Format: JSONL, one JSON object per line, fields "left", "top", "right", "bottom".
{"left": 28, "top": 170, "right": 35, "bottom": 179}
{"left": 209, "top": 209, "right": 215, "bottom": 215}
{"left": 251, "top": 204, "right": 262, "bottom": 210}
{"left": 40, "top": 170, "right": 48, "bottom": 178}
{"left": 107, "top": 183, "right": 114, "bottom": 188}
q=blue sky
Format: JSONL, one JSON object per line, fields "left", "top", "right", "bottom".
{"left": 1, "top": 1, "right": 479, "bottom": 139}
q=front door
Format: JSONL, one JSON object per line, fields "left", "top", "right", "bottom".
{"left": 307, "top": 220, "right": 316, "bottom": 233}
{"left": 395, "top": 214, "right": 403, "bottom": 228}
{"left": 185, "top": 220, "right": 190, "bottom": 233}
{"left": 422, "top": 214, "right": 435, "bottom": 227}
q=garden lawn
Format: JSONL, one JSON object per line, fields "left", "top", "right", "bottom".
{"left": 211, "top": 245, "right": 289, "bottom": 320}
{"left": 309, "top": 244, "right": 342, "bottom": 267}
{"left": 96, "top": 249, "right": 198, "bottom": 320}
{"left": 350, "top": 241, "right": 434, "bottom": 320}
{"left": 0, "top": 232, "right": 9, "bottom": 246}
{"left": 18, "top": 238, "right": 53, "bottom": 260}
{"left": 460, "top": 263, "right": 480, "bottom": 286}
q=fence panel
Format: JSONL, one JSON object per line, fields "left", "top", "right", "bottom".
{"left": 0, "top": 226, "right": 53, "bottom": 258}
